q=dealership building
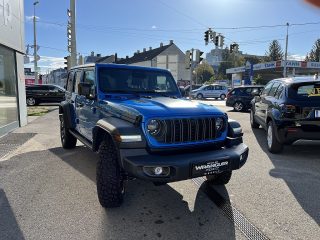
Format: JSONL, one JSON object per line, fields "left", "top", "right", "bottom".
{"left": 0, "top": 0, "right": 27, "bottom": 137}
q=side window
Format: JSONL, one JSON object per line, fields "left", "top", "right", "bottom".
{"left": 274, "top": 84, "right": 285, "bottom": 99}
{"left": 229, "top": 89, "right": 237, "bottom": 95}
{"left": 66, "top": 71, "right": 74, "bottom": 92}
{"left": 74, "top": 70, "right": 83, "bottom": 93}
{"left": 245, "top": 88, "right": 252, "bottom": 94}
{"left": 261, "top": 82, "right": 274, "bottom": 96}
{"left": 268, "top": 82, "right": 281, "bottom": 97}
{"left": 83, "top": 70, "right": 95, "bottom": 85}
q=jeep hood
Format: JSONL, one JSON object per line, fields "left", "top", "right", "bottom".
{"left": 103, "top": 97, "right": 225, "bottom": 121}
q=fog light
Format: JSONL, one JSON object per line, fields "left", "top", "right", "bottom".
{"left": 143, "top": 166, "right": 170, "bottom": 177}
{"left": 154, "top": 167, "right": 163, "bottom": 175}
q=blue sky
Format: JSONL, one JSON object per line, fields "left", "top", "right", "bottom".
{"left": 24, "top": 0, "right": 320, "bottom": 72}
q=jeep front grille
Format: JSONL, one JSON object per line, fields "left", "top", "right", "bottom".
{"left": 154, "top": 117, "right": 216, "bottom": 144}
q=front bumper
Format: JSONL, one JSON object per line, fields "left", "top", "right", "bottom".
{"left": 120, "top": 143, "right": 249, "bottom": 183}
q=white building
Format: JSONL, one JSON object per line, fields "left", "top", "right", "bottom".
{"left": 117, "top": 41, "right": 191, "bottom": 81}
{"left": 0, "top": 0, "right": 27, "bottom": 137}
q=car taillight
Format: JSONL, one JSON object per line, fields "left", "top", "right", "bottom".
{"left": 226, "top": 92, "right": 231, "bottom": 98}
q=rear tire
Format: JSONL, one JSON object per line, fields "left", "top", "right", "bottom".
{"left": 60, "top": 115, "right": 77, "bottom": 149}
{"left": 97, "top": 140, "right": 125, "bottom": 208}
{"left": 267, "top": 121, "right": 283, "bottom": 153}
{"left": 250, "top": 109, "right": 260, "bottom": 129}
{"left": 26, "top": 97, "right": 37, "bottom": 106}
{"left": 206, "top": 171, "right": 232, "bottom": 185}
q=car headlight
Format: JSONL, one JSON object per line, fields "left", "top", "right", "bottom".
{"left": 147, "top": 119, "right": 161, "bottom": 135}
{"left": 216, "top": 117, "right": 225, "bottom": 131}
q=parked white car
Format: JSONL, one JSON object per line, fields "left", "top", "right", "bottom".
{"left": 191, "top": 84, "right": 228, "bottom": 100}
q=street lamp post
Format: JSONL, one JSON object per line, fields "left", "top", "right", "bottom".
{"left": 33, "top": 1, "right": 39, "bottom": 84}
{"left": 283, "top": 22, "right": 289, "bottom": 78}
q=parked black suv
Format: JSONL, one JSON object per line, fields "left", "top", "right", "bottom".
{"left": 250, "top": 76, "right": 320, "bottom": 153}
{"left": 26, "top": 84, "right": 65, "bottom": 106}
{"left": 226, "top": 85, "right": 264, "bottom": 112}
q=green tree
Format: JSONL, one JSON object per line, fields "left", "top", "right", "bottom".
{"left": 306, "top": 39, "right": 320, "bottom": 62}
{"left": 265, "top": 40, "right": 284, "bottom": 61}
{"left": 194, "top": 62, "right": 214, "bottom": 83}
{"left": 243, "top": 55, "right": 262, "bottom": 65}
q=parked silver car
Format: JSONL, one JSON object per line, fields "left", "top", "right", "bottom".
{"left": 191, "top": 84, "right": 228, "bottom": 100}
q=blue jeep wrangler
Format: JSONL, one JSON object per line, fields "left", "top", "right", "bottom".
{"left": 59, "top": 64, "right": 248, "bottom": 208}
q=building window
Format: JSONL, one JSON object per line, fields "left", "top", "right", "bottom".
{"left": 0, "top": 45, "right": 19, "bottom": 136}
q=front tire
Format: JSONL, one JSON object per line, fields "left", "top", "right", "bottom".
{"left": 197, "top": 93, "right": 204, "bottom": 99}
{"left": 206, "top": 171, "right": 232, "bottom": 185}
{"left": 60, "top": 115, "right": 77, "bottom": 149}
{"left": 97, "top": 140, "right": 125, "bottom": 208}
{"left": 220, "top": 94, "right": 226, "bottom": 100}
{"left": 233, "top": 101, "right": 244, "bottom": 112}
{"left": 267, "top": 121, "right": 283, "bottom": 153}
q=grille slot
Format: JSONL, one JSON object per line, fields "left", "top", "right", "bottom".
{"left": 157, "top": 117, "right": 216, "bottom": 144}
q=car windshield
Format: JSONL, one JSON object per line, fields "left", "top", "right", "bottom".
{"left": 288, "top": 82, "right": 320, "bottom": 101}
{"left": 98, "top": 68, "right": 179, "bottom": 95}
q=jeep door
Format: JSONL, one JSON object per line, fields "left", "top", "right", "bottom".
{"left": 76, "top": 69, "right": 98, "bottom": 141}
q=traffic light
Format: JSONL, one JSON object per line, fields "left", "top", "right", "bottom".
{"left": 230, "top": 43, "right": 239, "bottom": 53}
{"left": 215, "top": 36, "right": 219, "bottom": 46}
{"left": 204, "top": 30, "right": 209, "bottom": 45}
{"left": 64, "top": 56, "right": 71, "bottom": 70}
{"left": 219, "top": 35, "right": 224, "bottom": 47}
{"left": 209, "top": 31, "right": 216, "bottom": 42}
{"left": 195, "top": 50, "right": 204, "bottom": 63}
{"left": 185, "top": 50, "right": 192, "bottom": 69}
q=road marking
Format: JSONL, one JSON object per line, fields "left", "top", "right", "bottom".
{"left": 192, "top": 177, "right": 270, "bottom": 240}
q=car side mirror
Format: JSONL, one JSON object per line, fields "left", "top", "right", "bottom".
{"left": 78, "top": 82, "right": 96, "bottom": 100}
{"left": 251, "top": 91, "right": 260, "bottom": 97}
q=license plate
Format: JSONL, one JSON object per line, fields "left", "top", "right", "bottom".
{"left": 192, "top": 159, "right": 229, "bottom": 177}
{"left": 315, "top": 110, "right": 320, "bottom": 118}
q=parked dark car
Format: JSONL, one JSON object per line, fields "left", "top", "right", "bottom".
{"left": 26, "top": 84, "right": 65, "bottom": 106}
{"left": 250, "top": 76, "right": 320, "bottom": 153}
{"left": 226, "top": 85, "right": 264, "bottom": 111}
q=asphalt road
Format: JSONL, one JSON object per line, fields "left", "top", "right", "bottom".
{"left": 0, "top": 101, "right": 319, "bottom": 240}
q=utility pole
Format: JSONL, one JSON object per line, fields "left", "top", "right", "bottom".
{"left": 33, "top": 1, "right": 39, "bottom": 84}
{"left": 69, "top": 0, "right": 77, "bottom": 67}
{"left": 283, "top": 22, "right": 289, "bottom": 77}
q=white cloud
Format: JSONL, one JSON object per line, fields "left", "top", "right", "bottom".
{"left": 151, "top": 25, "right": 157, "bottom": 29}
{"left": 25, "top": 56, "right": 65, "bottom": 73}
{"left": 287, "top": 54, "right": 305, "bottom": 61}
{"left": 25, "top": 15, "right": 40, "bottom": 21}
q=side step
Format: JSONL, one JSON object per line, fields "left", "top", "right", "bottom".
{"left": 69, "top": 130, "right": 93, "bottom": 150}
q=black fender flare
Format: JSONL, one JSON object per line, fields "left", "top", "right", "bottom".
{"left": 59, "top": 101, "right": 76, "bottom": 129}
{"left": 92, "top": 117, "right": 147, "bottom": 152}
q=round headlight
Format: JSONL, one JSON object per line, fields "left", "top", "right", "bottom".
{"left": 147, "top": 119, "right": 161, "bottom": 135}
{"left": 216, "top": 117, "right": 224, "bottom": 131}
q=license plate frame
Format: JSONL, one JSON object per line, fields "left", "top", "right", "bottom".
{"left": 192, "top": 158, "right": 230, "bottom": 177}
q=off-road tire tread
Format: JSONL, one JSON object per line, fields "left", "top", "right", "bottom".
{"left": 60, "top": 115, "right": 77, "bottom": 149}
{"left": 97, "top": 140, "right": 124, "bottom": 208}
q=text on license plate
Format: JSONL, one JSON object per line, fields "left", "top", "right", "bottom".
{"left": 192, "top": 160, "right": 229, "bottom": 176}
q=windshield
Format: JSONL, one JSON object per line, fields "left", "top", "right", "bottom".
{"left": 288, "top": 82, "right": 320, "bottom": 101}
{"left": 98, "top": 68, "right": 179, "bottom": 95}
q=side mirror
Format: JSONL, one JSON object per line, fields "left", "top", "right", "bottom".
{"left": 78, "top": 82, "right": 96, "bottom": 100}
{"left": 251, "top": 91, "right": 260, "bottom": 97}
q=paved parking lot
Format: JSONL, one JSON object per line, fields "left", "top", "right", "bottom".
{"left": 0, "top": 101, "right": 319, "bottom": 240}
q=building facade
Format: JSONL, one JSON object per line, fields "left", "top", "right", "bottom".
{"left": 0, "top": 0, "right": 27, "bottom": 137}
{"left": 117, "top": 41, "right": 191, "bottom": 81}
